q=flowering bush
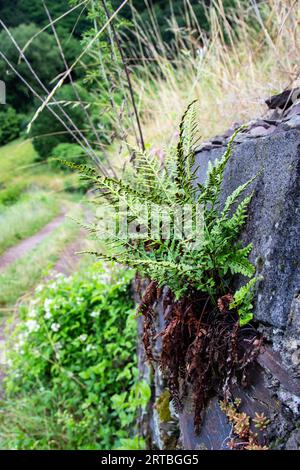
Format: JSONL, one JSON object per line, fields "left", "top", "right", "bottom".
{"left": 1, "top": 263, "right": 150, "bottom": 450}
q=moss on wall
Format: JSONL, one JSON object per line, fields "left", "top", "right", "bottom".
{"left": 156, "top": 390, "right": 171, "bottom": 423}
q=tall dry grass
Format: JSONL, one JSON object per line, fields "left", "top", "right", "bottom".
{"left": 130, "top": 0, "right": 300, "bottom": 147}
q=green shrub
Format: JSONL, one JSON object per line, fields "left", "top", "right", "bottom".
{"left": 0, "top": 23, "right": 78, "bottom": 113}
{"left": 0, "top": 107, "right": 22, "bottom": 145}
{"left": 30, "top": 85, "right": 92, "bottom": 161}
{"left": 1, "top": 263, "right": 149, "bottom": 450}
{"left": 49, "top": 143, "right": 90, "bottom": 193}
{"left": 0, "top": 181, "right": 26, "bottom": 206}
{"left": 49, "top": 143, "right": 86, "bottom": 170}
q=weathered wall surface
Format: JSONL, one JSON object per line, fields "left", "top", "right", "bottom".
{"left": 195, "top": 128, "right": 300, "bottom": 329}
{"left": 137, "top": 102, "right": 300, "bottom": 450}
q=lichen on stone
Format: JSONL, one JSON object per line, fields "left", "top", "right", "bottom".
{"left": 156, "top": 390, "right": 172, "bottom": 423}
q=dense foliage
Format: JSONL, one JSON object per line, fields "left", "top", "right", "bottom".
{"left": 50, "top": 143, "right": 86, "bottom": 170}
{"left": 0, "top": 0, "right": 88, "bottom": 36}
{"left": 30, "top": 84, "right": 92, "bottom": 160}
{"left": 112, "top": 0, "right": 241, "bottom": 44}
{"left": 0, "top": 106, "right": 22, "bottom": 145}
{"left": 0, "top": 23, "right": 78, "bottom": 113}
{"left": 1, "top": 263, "right": 149, "bottom": 449}
{"left": 0, "top": 0, "right": 209, "bottom": 43}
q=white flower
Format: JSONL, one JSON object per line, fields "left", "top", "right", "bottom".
{"left": 51, "top": 323, "right": 60, "bottom": 332}
{"left": 53, "top": 342, "right": 62, "bottom": 352}
{"left": 44, "top": 298, "right": 52, "bottom": 310}
{"left": 44, "top": 298, "right": 53, "bottom": 318}
{"left": 36, "top": 284, "right": 44, "bottom": 293}
{"left": 90, "top": 311, "right": 100, "bottom": 318}
{"left": 25, "top": 319, "right": 40, "bottom": 333}
{"left": 86, "top": 344, "right": 96, "bottom": 352}
{"left": 17, "top": 331, "right": 27, "bottom": 343}
{"left": 78, "top": 334, "right": 87, "bottom": 342}
{"left": 15, "top": 330, "right": 28, "bottom": 351}
{"left": 99, "top": 274, "right": 111, "bottom": 283}
{"left": 28, "top": 309, "right": 37, "bottom": 319}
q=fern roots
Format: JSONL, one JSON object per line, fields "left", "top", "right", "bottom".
{"left": 139, "top": 282, "right": 262, "bottom": 434}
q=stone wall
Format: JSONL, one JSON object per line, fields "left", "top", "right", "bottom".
{"left": 137, "top": 97, "right": 300, "bottom": 450}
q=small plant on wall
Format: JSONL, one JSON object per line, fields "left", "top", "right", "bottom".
{"left": 65, "top": 101, "right": 261, "bottom": 433}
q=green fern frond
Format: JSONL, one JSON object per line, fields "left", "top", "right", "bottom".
{"left": 132, "top": 151, "right": 175, "bottom": 204}
{"left": 82, "top": 249, "right": 195, "bottom": 277}
{"left": 181, "top": 99, "right": 199, "bottom": 157}
{"left": 230, "top": 277, "right": 262, "bottom": 326}
{"left": 224, "top": 194, "right": 253, "bottom": 233}
{"left": 58, "top": 159, "right": 97, "bottom": 180}
{"left": 199, "top": 126, "right": 245, "bottom": 208}
{"left": 175, "top": 100, "right": 199, "bottom": 202}
{"left": 222, "top": 175, "right": 257, "bottom": 217}
{"left": 227, "top": 258, "right": 255, "bottom": 277}
{"left": 231, "top": 277, "right": 260, "bottom": 308}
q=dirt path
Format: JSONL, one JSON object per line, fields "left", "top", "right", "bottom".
{"left": 0, "top": 213, "right": 66, "bottom": 272}
{"left": 52, "top": 231, "right": 85, "bottom": 275}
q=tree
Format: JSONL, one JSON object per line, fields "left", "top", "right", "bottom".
{"left": 0, "top": 106, "right": 22, "bottom": 145}
{"left": 0, "top": 23, "right": 79, "bottom": 113}
{"left": 0, "top": 0, "right": 88, "bottom": 38}
{"left": 30, "top": 84, "right": 92, "bottom": 160}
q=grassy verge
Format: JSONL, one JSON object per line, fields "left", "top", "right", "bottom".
{"left": 0, "top": 139, "right": 85, "bottom": 200}
{"left": 0, "top": 217, "right": 79, "bottom": 308}
{"left": 0, "top": 193, "right": 61, "bottom": 255}
{"left": 0, "top": 139, "right": 37, "bottom": 178}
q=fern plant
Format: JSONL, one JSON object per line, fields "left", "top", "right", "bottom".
{"left": 230, "top": 277, "right": 261, "bottom": 326}
{"left": 64, "top": 101, "right": 257, "bottom": 325}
